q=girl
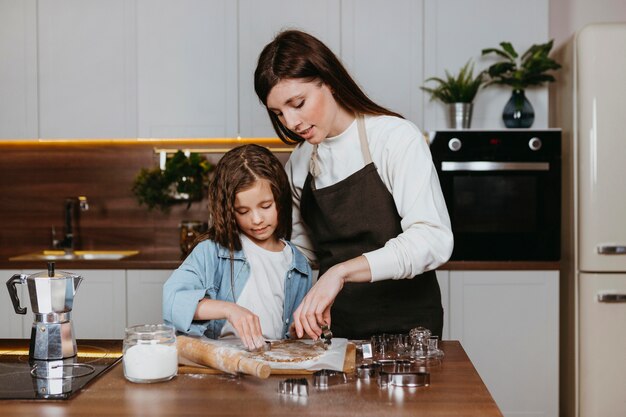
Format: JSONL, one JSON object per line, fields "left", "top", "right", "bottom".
{"left": 162, "top": 144, "right": 312, "bottom": 351}
{"left": 254, "top": 30, "right": 453, "bottom": 340}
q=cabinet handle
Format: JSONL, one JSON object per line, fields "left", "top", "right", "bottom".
{"left": 597, "top": 245, "right": 626, "bottom": 255}
{"left": 597, "top": 293, "right": 626, "bottom": 303}
{"left": 440, "top": 161, "right": 550, "bottom": 171}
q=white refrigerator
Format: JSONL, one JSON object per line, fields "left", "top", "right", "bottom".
{"left": 559, "top": 22, "right": 626, "bottom": 417}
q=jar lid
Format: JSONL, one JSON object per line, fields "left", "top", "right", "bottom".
{"left": 125, "top": 324, "right": 175, "bottom": 337}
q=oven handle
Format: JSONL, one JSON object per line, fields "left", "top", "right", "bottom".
{"left": 441, "top": 161, "right": 550, "bottom": 171}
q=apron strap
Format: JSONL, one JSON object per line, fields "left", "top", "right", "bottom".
{"left": 356, "top": 115, "right": 373, "bottom": 165}
{"left": 309, "top": 115, "right": 372, "bottom": 178}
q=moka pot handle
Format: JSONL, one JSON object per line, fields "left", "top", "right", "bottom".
{"left": 6, "top": 274, "right": 27, "bottom": 315}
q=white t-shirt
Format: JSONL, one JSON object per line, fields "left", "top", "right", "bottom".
{"left": 219, "top": 234, "right": 292, "bottom": 340}
{"left": 285, "top": 114, "right": 453, "bottom": 282}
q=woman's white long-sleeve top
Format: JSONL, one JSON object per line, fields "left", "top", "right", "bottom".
{"left": 285, "top": 115, "right": 453, "bottom": 282}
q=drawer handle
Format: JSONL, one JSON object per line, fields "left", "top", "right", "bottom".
{"left": 597, "top": 245, "right": 626, "bottom": 255}
{"left": 598, "top": 293, "right": 626, "bottom": 303}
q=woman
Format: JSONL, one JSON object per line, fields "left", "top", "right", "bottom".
{"left": 254, "top": 29, "right": 453, "bottom": 341}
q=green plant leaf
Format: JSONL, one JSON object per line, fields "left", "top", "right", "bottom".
{"left": 500, "top": 42, "right": 518, "bottom": 59}
{"left": 132, "top": 151, "right": 214, "bottom": 212}
{"left": 421, "top": 60, "right": 484, "bottom": 103}
{"left": 482, "top": 39, "right": 560, "bottom": 90}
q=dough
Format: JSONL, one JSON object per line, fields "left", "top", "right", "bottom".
{"left": 249, "top": 340, "right": 325, "bottom": 363}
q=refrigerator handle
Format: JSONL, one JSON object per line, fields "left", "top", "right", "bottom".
{"left": 597, "top": 245, "right": 626, "bottom": 255}
{"left": 597, "top": 293, "right": 626, "bottom": 303}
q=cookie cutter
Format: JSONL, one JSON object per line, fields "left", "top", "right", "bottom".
{"left": 356, "top": 363, "right": 381, "bottom": 380}
{"left": 377, "top": 371, "right": 430, "bottom": 388}
{"left": 312, "top": 369, "right": 348, "bottom": 389}
{"left": 320, "top": 324, "right": 333, "bottom": 349}
{"left": 374, "top": 358, "right": 416, "bottom": 373}
{"left": 278, "top": 378, "right": 309, "bottom": 397}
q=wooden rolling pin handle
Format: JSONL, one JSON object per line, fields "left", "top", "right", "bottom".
{"left": 177, "top": 336, "right": 270, "bottom": 379}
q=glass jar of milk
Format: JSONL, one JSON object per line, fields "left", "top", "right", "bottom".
{"left": 123, "top": 324, "right": 178, "bottom": 383}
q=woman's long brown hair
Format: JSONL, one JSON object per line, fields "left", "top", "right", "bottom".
{"left": 254, "top": 29, "right": 403, "bottom": 145}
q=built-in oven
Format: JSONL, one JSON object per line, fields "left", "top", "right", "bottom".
{"left": 429, "top": 129, "right": 561, "bottom": 261}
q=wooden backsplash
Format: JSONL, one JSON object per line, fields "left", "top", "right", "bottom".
{"left": 0, "top": 139, "right": 290, "bottom": 258}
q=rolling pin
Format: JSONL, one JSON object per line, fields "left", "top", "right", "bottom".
{"left": 177, "top": 336, "right": 271, "bottom": 379}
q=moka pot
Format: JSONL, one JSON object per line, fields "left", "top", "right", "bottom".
{"left": 6, "top": 262, "right": 83, "bottom": 360}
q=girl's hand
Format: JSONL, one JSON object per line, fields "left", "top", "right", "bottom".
{"left": 292, "top": 265, "right": 345, "bottom": 339}
{"left": 225, "top": 304, "right": 266, "bottom": 351}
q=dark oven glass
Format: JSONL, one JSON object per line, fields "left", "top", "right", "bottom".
{"left": 430, "top": 130, "right": 561, "bottom": 261}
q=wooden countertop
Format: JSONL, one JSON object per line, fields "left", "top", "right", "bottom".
{"left": 0, "top": 341, "right": 502, "bottom": 417}
{"left": 0, "top": 249, "right": 561, "bottom": 271}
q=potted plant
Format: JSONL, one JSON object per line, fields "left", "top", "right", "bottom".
{"left": 132, "top": 151, "right": 213, "bottom": 212}
{"left": 421, "top": 60, "right": 484, "bottom": 129}
{"left": 482, "top": 40, "right": 561, "bottom": 128}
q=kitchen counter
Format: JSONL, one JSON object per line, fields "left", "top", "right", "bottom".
{"left": 0, "top": 249, "right": 561, "bottom": 271}
{"left": 0, "top": 341, "right": 502, "bottom": 417}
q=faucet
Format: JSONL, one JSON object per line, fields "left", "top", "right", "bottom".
{"left": 52, "top": 196, "right": 89, "bottom": 253}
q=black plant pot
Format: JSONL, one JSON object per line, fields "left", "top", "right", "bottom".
{"left": 502, "top": 89, "right": 534, "bottom": 128}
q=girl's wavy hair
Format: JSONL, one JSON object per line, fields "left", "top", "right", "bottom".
{"left": 254, "top": 29, "right": 402, "bottom": 145}
{"left": 200, "top": 144, "right": 292, "bottom": 254}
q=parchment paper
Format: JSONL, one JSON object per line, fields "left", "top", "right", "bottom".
{"left": 178, "top": 337, "right": 348, "bottom": 372}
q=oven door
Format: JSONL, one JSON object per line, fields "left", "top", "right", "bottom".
{"left": 439, "top": 160, "right": 560, "bottom": 261}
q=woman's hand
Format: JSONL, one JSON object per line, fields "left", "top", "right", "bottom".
{"left": 225, "top": 304, "right": 266, "bottom": 351}
{"left": 292, "top": 256, "right": 373, "bottom": 339}
{"left": 292, "top": 264, "right": 345, "bottom": 339}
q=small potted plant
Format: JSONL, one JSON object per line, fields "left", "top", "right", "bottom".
{"left": 482, "top": 40, "right": 561, "bottom": 128}
{"left": 421, "top": 60, "right": 484, "bottom": 129}
{"left": 132, "top": 151, "right": 213, "bottom": 212}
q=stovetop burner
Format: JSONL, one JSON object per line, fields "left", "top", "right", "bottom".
{"left": 0, "top": 339, "right": 122, "bottom": 400}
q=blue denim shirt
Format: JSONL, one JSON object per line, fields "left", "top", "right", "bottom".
{"left": 163, "top": 238, "right": 312, "bottom": 339}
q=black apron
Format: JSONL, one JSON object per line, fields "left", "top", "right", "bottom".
{"left": 300, "top": 116, "right": 443, "bottom": 339}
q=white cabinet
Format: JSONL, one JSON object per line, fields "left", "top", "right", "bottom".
{"left": 24, "top": 269, "right": 129, "bottom": 340}
{"left": 136, "top": 0, "right": 237, "bottom": 137}
{"left": 1, "top": 269, "right": 27, "bottom": 338}
{"left": 1, "top": 1, "right": 552, "bottom": 138}
{"left": 238, "top": 0, "right": 341, "bottom": 137}
{"left": 0, "top": 0, "right": 37, "bottom": 139}
{"left": 4, "top": 268, "right": 172, "bottom": 340}
{"left": 448, "top": 270, "right": 559, "bottom": 417}
{"left": 37, "top": 0, "right": 137, "bottom": 138}
{"left": 126, "top": 269, "right": 173, "bottom": 326}
{"left": 341, "top": 0, "right": 425, "bottom": 127}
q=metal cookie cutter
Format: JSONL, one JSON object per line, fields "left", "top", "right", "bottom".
{"left": 356, "top": 363, "right": 381, "bottom": 380}
{"left": 313, "top": 369, "right": 348, "bottom": 389}
{"left": 377, "top": 371, "right": 430, "bottom": 388}
{"left": 319, "top": 323, "right": 333, "bottom": 349}
{"left": 278, "top": 378, "right": 309, "bottom": 397}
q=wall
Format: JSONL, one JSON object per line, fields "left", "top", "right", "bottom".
{"left": 550, "top": 0, "right": 626, "bottom": 49}
{"left": 0, "top": 140, "right": 289, "bottom": 259}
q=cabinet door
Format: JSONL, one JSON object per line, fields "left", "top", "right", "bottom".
{"left": 238, "top": 0, "right": 341, "bottom": 137}
{"left": 341, "top": 0, "right": 425, "bottom": 126}
{"left": 1, "top": 269, "right": 26, "bottom": 338}
{"left": 423, "top": 0, "right": 549, "bottom": 130}
{"left": 23, "top": 269, "right": 128, "bottom": 339}
{"left": 449, "top": 270, "right": 558, "bottom": 417}
{"left": 136, "top": 0, "right": 237, "bottom": 137}
{"left": 37, "top": 0, "right": 137, "bottom": 138}
{"left": 126, "top": 270, "right": 173, "bottom": 327}
{"left": 0, "top": 0, "right": 37, "bottom": 139}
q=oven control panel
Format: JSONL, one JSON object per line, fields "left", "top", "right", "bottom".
{"left": 429, "top": 130, "right": 560, "bottom": 161}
